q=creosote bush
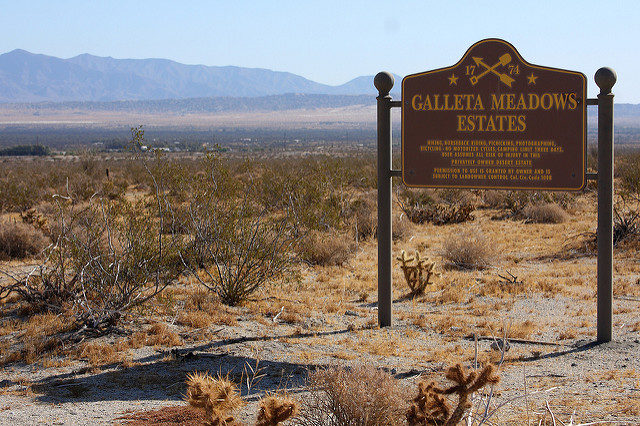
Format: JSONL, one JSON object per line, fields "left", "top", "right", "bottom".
{"left": 182, "top": 156, "right": 296, "bottom": 307}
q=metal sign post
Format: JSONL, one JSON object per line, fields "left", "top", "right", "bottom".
{"left": 375, "top": 71, "right": 394, "bottom": 327}
{"left": 375, "top": 40, "right": 617, "bottom": 341}
{"left": 595, "top": 67, "right": 616, "bottom": 343}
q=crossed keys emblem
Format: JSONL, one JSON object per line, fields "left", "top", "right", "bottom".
{"left": 468, "top": 54, "right": 515, "bottom": 87}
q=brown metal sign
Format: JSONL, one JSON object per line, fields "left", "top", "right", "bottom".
{"left": 402, "top": 39, "right": 587, "bottom": 190}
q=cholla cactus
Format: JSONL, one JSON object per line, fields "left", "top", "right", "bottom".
{"left": 407, "top": 364, "right": 500, "bottom": 426}
{"left": 20, "top": 208, "right": 48, "bottom": 231}
{"left": 256, "top": 394, "right": 298, "bottom": 426}
{"left": 186, "top": 371, "right": 243, "bottom": 426}
{"left": 397, "top": 250, "right": 438, "bottom": 296}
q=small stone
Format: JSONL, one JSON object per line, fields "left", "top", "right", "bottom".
{"left": 571, "top": 362, "right": 577, "bottom": 367}
{"left": 345, "top": 310, "right": 358, "bottom": 316}
{"left": 490, "top": 340, "right": 510, "bottom": 352}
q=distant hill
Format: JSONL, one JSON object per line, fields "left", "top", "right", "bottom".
{"left": 0, "top": 49, "right": 401, "bottom": 102}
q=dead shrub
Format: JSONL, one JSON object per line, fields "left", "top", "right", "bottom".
{"left": 298, "top": 231, "right": 354, "bottom": 266}
{"left": 1, "top": 194, "right": 183, "bottom": 334}
{"left": 351, "top": 197, "right": 377, "bottom": 241}
{"left": 612, "top": 194, "right": 640, "bottom": 245}
{"left": 481, "top": 190, "right": 508, "bottom": 209}
{"left": 488, "top": 191, "right": 574, "bottom": 220}
{"left": 441, "top": 233, "right": 494, "bottom": 270}
{"left": 398, "top": 189, "right": 475, "bottom": 225}
{"left": 401, "top": 203, "right": 475, "bottom": 226}
{"left": 521, "top": 203, "right": 568, "bottom": 223}
{"left": 298, "top": 365, "right": 406, "bottom": 426}
{"left": 0, "top": 220, "right": 48, "bottom": 260}
{"left": 392, "top": 214, "right": 411, "bottom": 241}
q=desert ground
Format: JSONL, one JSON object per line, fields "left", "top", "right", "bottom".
{"left": 1, "top": 149, "right": 640, "bottom": 425}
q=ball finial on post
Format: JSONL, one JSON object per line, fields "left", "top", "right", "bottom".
{"left": 374, "top": 71, "right": 394, "bottom": 96}
{"left": 595, "top": 67, "right": 617, "bottom": 94}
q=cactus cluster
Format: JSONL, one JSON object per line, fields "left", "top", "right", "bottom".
{"left": 397, "top": 250, "right": 438, "bottom": 296}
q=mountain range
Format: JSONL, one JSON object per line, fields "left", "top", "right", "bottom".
{"left": 0, "top": 49, "right": 400, "bottom": 103}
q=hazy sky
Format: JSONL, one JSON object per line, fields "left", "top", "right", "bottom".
{"left": 1, "top": 0, "right": 638, "bottom": 101}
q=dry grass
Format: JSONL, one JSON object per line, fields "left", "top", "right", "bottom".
{"left": 509, "top": 320, "right": 536, "bottom": 339}
{"left": 145, "top": 323, "right": 184, "bottom": 347}
{"left": 24, "top": 312, "right": 67, "bottom": 337}
{"left": 76, "top": 342, "right": 122, "bottom": 367}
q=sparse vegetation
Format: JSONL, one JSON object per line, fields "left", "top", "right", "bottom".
{"left": 2, "top": 139, "right": 640, "bottom": 424}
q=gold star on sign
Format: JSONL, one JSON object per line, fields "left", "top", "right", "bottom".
{"left": 527, "top": 73, "right": 538, "bottom": 85}
{"left": 448, "top": 73, "right": 459, "bottom": 86}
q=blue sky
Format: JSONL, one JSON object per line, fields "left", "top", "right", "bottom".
{"left": 1, "top": 0, "right": 638, "bottom": 101}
